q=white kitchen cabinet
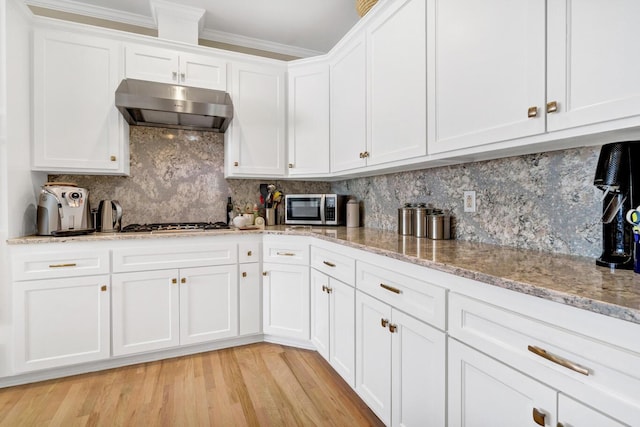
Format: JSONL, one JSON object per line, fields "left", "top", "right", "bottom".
{"left": 558, "top": 394, "right": 626, "bottom": 427}
{"left": 546, "top": 0, "right": 640, "bottom": 132}
{"left": 449, "top": 339, "right": 557, "bottom": 427}
{"left": 112, "top": 265, "right": 238, "bottom": 355}
{"left": 355, "top": 291, "right": 446, "bottom": 427}
{"left": 13, "top": 275, "right": 111, "bottom": 372}
{"left": 262, "top": 262, "right": 310, "bottom": 341}
{"left": 427, "top": 0, "right": 546, "bottom": 154}
{"left": 330, "top": 34, "right": 367, "bottom": 173}
{"left": 32, "top": 28, "right": 129, "bottom": 175}
{"left": 310, "top": 269, "right": 355, "bottom": 386}
{"left": 124, "top": 43, "right": 227, "bottom": 90}
{"left": 239, "top": 240, "right": 261, "bottom": 336}
{"left": 366, "top": 0, "right": 426, "bottom": 165}
{"left": 287, "top": 61, "right": 330, "bottom": 176}
{"left": 225, "top": 60, "right": 287, "bottom": 177}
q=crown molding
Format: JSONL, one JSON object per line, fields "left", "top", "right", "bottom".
{"left": 200, "top": 28, "right": 325, "bottom": 58}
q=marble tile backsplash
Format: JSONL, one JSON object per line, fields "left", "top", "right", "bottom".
{"left": 52, "top": 126, "right": 604, "bottom": 258}
{"left": 331, "top": 146, "right": 603, "bottom": 258}
{"left": 50, "top": 127, "right": 330, "bottom": 225}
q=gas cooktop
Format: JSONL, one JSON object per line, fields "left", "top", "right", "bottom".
{"left": 121, "top": 222, "right": 230, "bottom": 233}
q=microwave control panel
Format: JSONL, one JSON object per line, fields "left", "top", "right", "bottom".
{"left": 325, "top": 197, "right": 336, "bottom": 222}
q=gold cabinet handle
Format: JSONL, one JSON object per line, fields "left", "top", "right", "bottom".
{"left": 110, "top": 155, "right": 117, "bottom": 162}
{"left": 172, "top": 278, "right": 177, "bottom": 284}
{"left": 527, "top": 106, "right": 538, "bottom": 118}
{"left": 277, "top": 252, "right": 296, "bottom": 256}
{"left": 49, "top": 263, "right": 77, "bottom": 268}
{"left": 388, "top": 323, "right": 398, "bottom": 333}
{"left": 242, "top": 272, "right": 247, "bottom": 278}
{"left": 262, "top": 271, "right": 268, "bottom": 276}
{"left": 558, "top": 423, "right": 565, "bottom": 427}
{"left": 101, "top": 285, "right": 107, "bottom": 292}
{"left": 234, "top": 161, "right": 239, "bottom": 167}
{"left": 527, "top": 345, "right": 589, "bottom": 376}
{"left": 323, "top": 261, "right": 336, "bottom": 267}
{"left": 381, "top": 318, "right": 389, "bottom": 328}
{"left": 288, "top": 163, "right": 294, "bottom": 168}
{"left": 380, "top": 283, "right": 401, "bottom": 294}
{"left": 359, "top": 152, "right": 364, "bottom": 158}
{"left": 322, "top": 285, "right": 328, "bottom": 293}
{"left": 532, "top": 408, "right": 546, "bottom": 426}
{"left": 363, "top": 151, "right": 369, "bottom": 158}
{"left": 181, "top": 277, "right": 186, "bottom": 284}
{"left": 247, "top": 250, "right": 252, "bottom": 257}
{"left": 326, "top": 287, "right": 332, "bottom": 294}
{"left": 547, "top": 101, "right": 558, "bottom": 113}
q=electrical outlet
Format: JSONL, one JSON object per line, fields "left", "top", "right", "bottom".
{"left": 464, "top": 191, "right": 476, "bottom": 212}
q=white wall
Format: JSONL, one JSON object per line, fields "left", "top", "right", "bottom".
{"left": 0, "top": 0, "right": 45, "bottom": 378}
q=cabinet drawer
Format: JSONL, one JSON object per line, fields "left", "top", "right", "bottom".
{"left": 12, "top": 249, "right": 110, "bottom": 281}
{"left": 356, "top": 261, "right": 446, "bottom": 330}
{"left": 449, "top": 292, "right": 640, "bottom": 418}
{"left": 113, "top": 242, "right": 237, "bottom": 272}
{"left": 239, "top": 241, "right": 261, "bottom": 264}
{"left": 311, "top": 246, "right": 355, "bottom": 285}
{"left": 263, "top": 237, "right": 309, "bottom": 265}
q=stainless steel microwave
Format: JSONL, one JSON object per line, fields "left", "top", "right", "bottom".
{"left": 284, "top": 194, "right": 347, "bottom": 225}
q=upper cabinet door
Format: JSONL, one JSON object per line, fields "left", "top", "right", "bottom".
{"left": 125, "top": 44, "right": 227, "bottom": 90}
{"left": 287, "top": 61, "right": 330, "bottom": 176}
{"left": 427, "top": 0, "right": 546, "bottom": 154}
{"left": 32, "top": 29, "right": 129, "bottom": 174}
{"left": 330, "top": 34, "right": 368, "bottom": 173}
{"left": 367, "top": 0, "right": 427, "bottom": 165}
{"left": 547, "top": 0, "right": 640, "bottom": 131}
{"left": 225, "top": 61, "right": 287, "bottom": 177}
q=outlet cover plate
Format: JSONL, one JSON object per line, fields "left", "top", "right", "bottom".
{"left": 464, "top": 191, "right": 476, "bottom": 212}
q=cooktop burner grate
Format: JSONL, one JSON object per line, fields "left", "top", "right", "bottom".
{"left": 121, "top": 222, "right": 230, "bottom": 233}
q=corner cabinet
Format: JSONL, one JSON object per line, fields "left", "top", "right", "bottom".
{"left": 32, "top": 28, "right": 129, "bottom": 175}
{"left": 287, "top": 61, "right": 330, "bottom": 177}
{"left": 225, "top": 61, "right": 287, "bottom": 178}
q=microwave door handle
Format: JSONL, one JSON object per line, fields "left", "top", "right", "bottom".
{"left": 320, "top": 194, "right": 326, "bottom": 224}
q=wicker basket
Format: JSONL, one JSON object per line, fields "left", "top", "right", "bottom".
{"left": 356, "top": 0, "right": 378, "bottom": 17}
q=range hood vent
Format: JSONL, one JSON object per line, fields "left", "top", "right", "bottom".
{"left": 115, "top": 79, "right": 233, "bottom": 133}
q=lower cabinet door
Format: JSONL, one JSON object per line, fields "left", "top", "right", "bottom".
{"left": 13, "top": 275, "right": 111, "bottom": 372}
{"left": 262, "top": 263, "right": 310, "bottom": 340}
{"left": 391, "top": 309, "right": 446, "bottom": 427}
{"left": 310, "top": 269, "right": 330, "bottom": 359}
{"left": 239, "top": 263, "right": 261, "bottom": 336}
{"left": 111, "top": 270, "right": 180, "bottom": 356}
{"left": 356, "top": 291, "right": 392, "bottom": 425}
{"left": 329, "top": 277, "right": 355, "bottom": 387}
{"left": 180, "top": 265, "right": 238, "bottom": 345}
{"left": 448, "top": 339, "right": 557, "bottom": 427}
{"left": 558, "top": 394, "right": 626, "bottom": 427}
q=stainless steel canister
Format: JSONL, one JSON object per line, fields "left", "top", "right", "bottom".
{"left": 414, "top": 206, "right": 427, "bottom": 237}
{"left": 428, "top": 213, "right": 451, "bottom": 239}
{"left": 398, "top": 204, "right": 414, "bottom": 235}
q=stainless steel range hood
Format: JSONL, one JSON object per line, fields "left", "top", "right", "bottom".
{"left": 115, "top": 79, "right": 233, "bottom": 133}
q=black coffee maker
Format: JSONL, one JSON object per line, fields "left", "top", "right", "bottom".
{"left": 594, "top": 141, "right": 640, "bottom": 269}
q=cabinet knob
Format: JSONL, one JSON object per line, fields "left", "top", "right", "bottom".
{"left": 359, "top": 152, "right": 363, "bottom": 158}
{"left": 172, "top": 71, "right": 178, "bottom": 80}
{"left": 288, "top": 163, "right": 294, "bottom": 168}
{"left": 234, "top": 161, "right": 239, "bottom": 167}
{"left": 262, "top": 271, "right": 268, "bottom": 276}
{"left": 388, "top": 323, "right": 397, "bottom": 333}
{"left": 532, "top": 408, "right": 546, "bottom": 426}
{"left": 546, "top": 101, "right": 558, "bottom": 113}
{"left": 181, "top": 277, "right": 186, "bottom": 284}
{"left": 242, "top": 272, "right": 247, "bottom": 278}
{"left": 110, "top": 155, "right": 117, "bottom": 162}
{"left": 381, "top": 318, "right": 389, "bottom": 328}
{"left": 527, "top": 106, "right": 538, "bottom": 118}
{"left": 101, "top": 285, "right": 107, "bottom": 292}
{"left": 247, "top": 250, "right": 252, "bottom": 256}
{"left": 180, "top": 72, "right": 185, "bottom": 81}
{"left": 172, "top": 278, "right": 177, "bottom": 284}
{"left": 363, "top": 151, "right": 370, "bottom": 158}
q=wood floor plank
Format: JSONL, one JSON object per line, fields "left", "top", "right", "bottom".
{"left": 0, "top": 343, "right": 383, "bottom": 427}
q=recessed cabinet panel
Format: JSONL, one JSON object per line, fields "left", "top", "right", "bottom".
{"left": 428, "top": 0, "right": 546, "bottom": 154}
{"left": 125, "top": 44, "right": 179, "bottom": 84}
{"left": 33, "top": 30, "right": 128, "bottom": 174}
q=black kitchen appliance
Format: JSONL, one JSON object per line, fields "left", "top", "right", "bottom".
{"left": 593, "top": 141, "right": 640, "bottom": 269}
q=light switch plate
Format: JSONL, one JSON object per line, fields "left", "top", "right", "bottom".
{"left": 464, "top": 191, "right": 476, "bottom": 212}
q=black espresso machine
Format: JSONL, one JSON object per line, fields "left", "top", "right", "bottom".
{"left": 593, "top": 141, "right": 640, "bottom": 269}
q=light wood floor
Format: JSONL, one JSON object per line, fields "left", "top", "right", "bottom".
{"left": 0, "top": 342, "right": 384, "bottom": 426}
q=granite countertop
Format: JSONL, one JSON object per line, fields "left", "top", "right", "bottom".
{"left": 8, "top": 226, "right": 640, "bottom": 324}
